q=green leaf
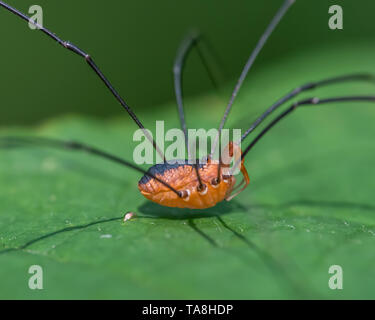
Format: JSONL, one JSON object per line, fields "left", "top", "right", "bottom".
{"left": 1, "top": 43, "right": 375, "bottom": 299}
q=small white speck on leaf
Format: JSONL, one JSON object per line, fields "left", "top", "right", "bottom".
{"left": 124, "top": 212, "right": 135, "bottom": 222}
{"left": 100, "top": 234, "right": 112, "bottom": 239}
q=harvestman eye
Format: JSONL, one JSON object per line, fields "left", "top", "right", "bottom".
{"left": 0, "top": 0, "right": 374, "bottom": 210}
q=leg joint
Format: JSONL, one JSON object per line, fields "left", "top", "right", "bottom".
{"left": 63, "top": 41, "right": 88, "bottom": 59}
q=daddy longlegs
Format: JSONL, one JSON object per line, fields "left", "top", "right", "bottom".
{"left": 0, "top": 0, "right": 374, "bottom": 209}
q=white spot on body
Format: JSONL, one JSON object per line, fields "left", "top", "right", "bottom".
{"left": 182, "top": 189, "right": 191, "bottom": 202}
{"left": 199, "top": 185, "right": 208, "bottom": 195}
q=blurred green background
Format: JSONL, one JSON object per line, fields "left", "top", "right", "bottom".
{"left": 0, "top": 0, "right": 374, "bottom": 125}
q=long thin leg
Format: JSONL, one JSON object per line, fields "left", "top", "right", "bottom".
{"left": 173, "top": 31, "right": 224, "bottom": 149}
{"left": 211, "top": 0, "right": 295, "bottom": 157}
{"left": 240, "top": 73, "right": 375, "bottom": 142}
{"left": 194, "top": 35, "right": 224, "bottom": 91}
{"left": 212, "top": 0, "right": 295, "bottom": 184}
{"left": 173, "top": 31, "right": 223, "bottom": 190}
{"left": 0, "top": 136, "right": 181, "bottom": 197}
{"left": 242, "top": 95, "right": 375, "bottom": 158}
{"left": 0, "top": 1, "right": 165, "bottom": 161}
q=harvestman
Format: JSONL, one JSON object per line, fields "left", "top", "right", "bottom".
{"left": 0, "top": 0, "right": 374, "bottom": 209}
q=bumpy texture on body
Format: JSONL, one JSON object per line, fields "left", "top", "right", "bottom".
{"left": 138, "top": 160, "right": 236, "bottom": 209}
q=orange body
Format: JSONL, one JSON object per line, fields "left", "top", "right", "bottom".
{"left": 139, "top": 160, "right": 235, "bottom": 209}
{"left": 138, "top": 143, "right": 250, "bottom": 209}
